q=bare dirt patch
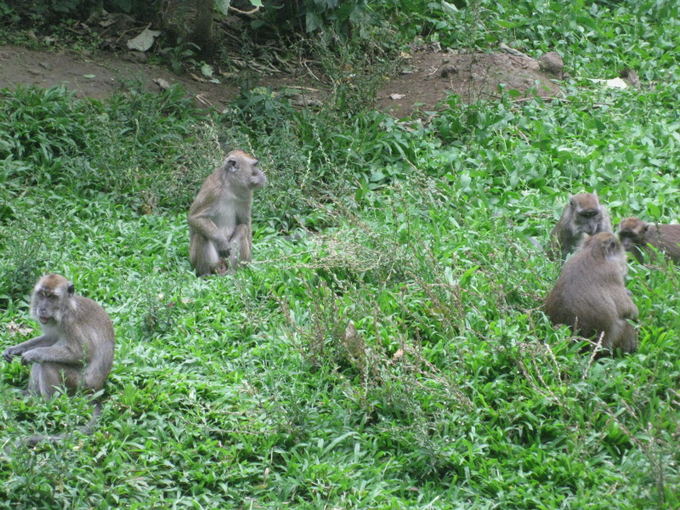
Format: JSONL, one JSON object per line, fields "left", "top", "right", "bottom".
{"left": 0, "top": 44, "right": 562, "bottom": 118}
{"left": 0, "top": 45, "right": 240, "bottom": 109}
{"left": 376, "top": 50, "right": 562, "bottom": 118}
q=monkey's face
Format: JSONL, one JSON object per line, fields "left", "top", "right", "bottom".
{"left": 30, "top": 275, "right": 73, "bottom": 325}
{"left": 247, "top": 163, "right": 267, "bottom": 190}
{"left": 618, "top": 218, "right": 647, "bottom": 251}
{"left": 574, "top": 207, "right": 603, "bottom": 235}
{"left": 225, "top": 151, "right": 267, "bottom": 191}
{"left": 618, "top": 231, "right": 639, "bottom": 251}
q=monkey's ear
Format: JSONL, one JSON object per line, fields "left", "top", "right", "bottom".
{"left": 67, "top": 284, "right": 75, "bottom": 295}
{"left": 604, "top": 237, "right": 619, "bottom": 254}
{"left": 226, "top": 158, "right": 238, "bottom": 172}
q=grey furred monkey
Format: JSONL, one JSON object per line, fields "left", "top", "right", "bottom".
{"left": 188, "top": 149, "right": 267, "bottom": 276}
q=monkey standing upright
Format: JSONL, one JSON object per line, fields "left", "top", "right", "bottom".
{"left": 3, "top": 274, "right": 115, "bottom": 398}
{"left": 188, "top": 150, "right": 267, "bottom": 276}
{"left": 549, "top": 192, "right": 612, "bottom": 260}
{"left": 618, "top": 217, "right": 680, "bottom": 263}
{"left": 543, "top": 232, "right": 638, "bottom": 354}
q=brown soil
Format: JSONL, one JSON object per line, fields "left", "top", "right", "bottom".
{"left": 0, "top": 44, "right": 562, "bottom": 117}
{"left": 0, "top": 45, "right": 238, "bottom": 110}
{"left": 377, "top": 50, "right": 562, "bottom": 118}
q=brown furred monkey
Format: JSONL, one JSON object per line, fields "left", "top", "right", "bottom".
{"left": 3, "top": 274, "right": 115, "bottom": 397}
{"left": 188, "top": 150, "right": 267, "bottom": 276}
{"left": 3, "top": 274, "right": 115, "bottom": 444}
{"left": 543, "top": 232, "right": 638, "bottom": 354}
{"left": 618, "top": 217, "right": 680, "bottom": 263}
{"left": 549, "top": 192, "right": 613, "bottom": 260}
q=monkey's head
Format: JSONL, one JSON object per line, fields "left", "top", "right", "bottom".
{"left": 618, "top": 217, "right": 648, "bottom": 252}
{"left": 30, "top": 274, "right": 74, "bottom": 325}
{"left": 582, "top": 232, "right": 627, "bottom": 269}
{"left": 223, "top": 150, "right": 267, "bottom": 191}
{"left": 569, "top": 193, "right": 604, "bottom": 235}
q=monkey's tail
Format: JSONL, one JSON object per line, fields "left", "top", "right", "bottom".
{"left": 24, "top": 402, "right": 102, "bottom": 447}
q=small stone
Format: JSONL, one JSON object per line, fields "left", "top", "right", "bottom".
{"left": 440, "top": 64, "right": 458, "bottom": 78}
{"left": 539, "top": 51, "right": 564, "bottom": 77}
{"left": 620, "top": 68, "right": 641, "bottom": 88}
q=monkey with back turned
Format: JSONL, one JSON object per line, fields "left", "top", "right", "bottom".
{"left": 544, "top": 232, "right": 638, "bottom": 354}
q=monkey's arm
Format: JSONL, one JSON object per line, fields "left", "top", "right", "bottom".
{"left": 20, "top": 342, "right": 84, "bottom": 366}
{"left": 3, "top": 335, "right": 57, "bottom": 362}
{"left": 620, "top": 299, "right": 639, "bottom": 320}
{"left": 188, "top": 209, "right": 231, "bottom": 250}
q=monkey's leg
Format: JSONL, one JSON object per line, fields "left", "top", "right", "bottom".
{"left": 603, "top": 320, "right": 638, "bottom": 355}
{"left": 28, "top": 363, "right": 43, "bottom": 396}
{"left": 616, "top": 321, "right": 639, "bottom": 354}
{"left": 29, "top": 363, "right": 58, "bottom": 399}
{"left": 238, "top": 225, "right": 252, "bottom": 262}
{"left": 29, "top": 363, "right": 80, "bottom": 399}
{"left": 193, "top": 237, "right": 222, "bottom": 276}
{"left": 227, "top": 225, "right": 251, "bottom": 271}
{"left": 205, "top": 240, "right": 228, "bottom": 275}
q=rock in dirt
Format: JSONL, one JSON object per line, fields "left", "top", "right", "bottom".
{"left": 538, "top": 51, "right": 564, "bottom": 78}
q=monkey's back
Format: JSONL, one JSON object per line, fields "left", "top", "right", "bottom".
{"left": 644, "top": 224, "right": 680, "bottom": 262}
{"left": 544, "top": 251, "right": 623, "bottom": 337}
{"left": 188, "top": 170, "right": 223, "bottom": 217}
{"left": 67, "top": 296, "right": 115, "bottom": 390}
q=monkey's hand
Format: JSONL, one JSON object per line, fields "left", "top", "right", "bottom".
{"left": 624, "top": 303, "right": 639, "bottom": 320}
{"left": 216, "top": 237, "right": 232, "bottom": 257}
{"left": 20, "top": 349, "right": 42, "bottom": 365}
{"left": 3, "top": 346, "right": 22, "bottom": 363}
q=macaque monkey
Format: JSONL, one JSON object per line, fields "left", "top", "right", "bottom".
{"left": 543, "top": 232, "right": 638, "bottom": 354}
{"left": 618, "top": 217, "right": 680, "bottom": 263}
{"left": 3, "top": 274, "right": 115, "bottom": 397}
{"left": 188, "top": 150, "right": 267, "bottom": 276}
{"left": 549, "top": 192, "right": 612, "bottom": 260}
{"left": 3, "top": 274, "right": 115, "bottom": 444}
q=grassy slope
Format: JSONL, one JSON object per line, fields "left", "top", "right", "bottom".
{"left": 1, "top": 1, "right": 679, "bottom": 508}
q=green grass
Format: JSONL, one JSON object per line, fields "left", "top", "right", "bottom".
{"left": 1, "top": 0, "right": 679, "bottom": 508}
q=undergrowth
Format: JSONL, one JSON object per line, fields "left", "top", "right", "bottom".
{"left": 1, "top": 0, "right": 679, "bottom": 508}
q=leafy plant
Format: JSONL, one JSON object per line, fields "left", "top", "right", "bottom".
{"left": 258, "top": 0, "right": 368, "bottom": 35}
{"left": 1, "top": 1, "right": 679, "bottom": 508}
